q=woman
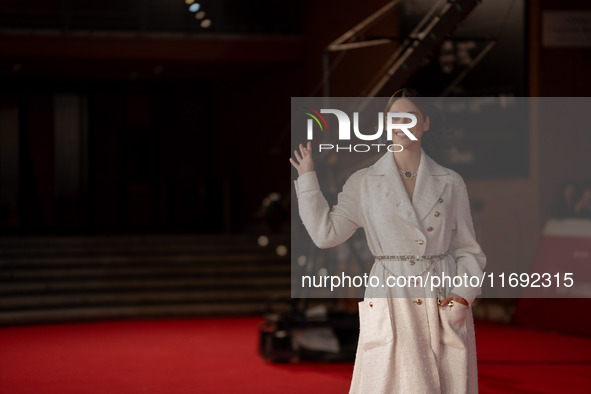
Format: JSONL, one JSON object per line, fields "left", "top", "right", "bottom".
{"left": 290, "top": 89, "right": 487, "bottom": 393}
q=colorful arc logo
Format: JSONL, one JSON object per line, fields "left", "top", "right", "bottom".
{"left": 303, "top": 108, "right": 328, "bottom": 132}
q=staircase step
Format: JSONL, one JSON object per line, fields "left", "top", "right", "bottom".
{"left": 0, "top": 277, "right": 291, "bottom": 295}
{"left": 1, "top": 264, "right": 290, "bottom": 280}
{"left": 0, "top": 233, "right": 293, "bottom": 325}
{"left": 0, "top": 288, "right": 292, "bottom": 310}
{"left": 0, "top": 303, "right": 273, "bottom": 326}
{"left": 0, "top": 253, "right": 287, "bottom": 267}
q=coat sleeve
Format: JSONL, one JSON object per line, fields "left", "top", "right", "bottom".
{"left": 294, "top": 170, "right": 364, "bottom": 249}
{"left": 449, "top": 175, "right": 487, "bottom": 306}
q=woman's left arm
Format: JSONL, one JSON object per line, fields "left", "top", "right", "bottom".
{"left": 445, "top": 175, "right": 487, "bottom": 307}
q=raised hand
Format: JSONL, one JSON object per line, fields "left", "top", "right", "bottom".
{"left": 290, "top": 141, "right": 315, "bottom": 177}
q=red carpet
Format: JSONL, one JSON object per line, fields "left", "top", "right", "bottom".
{"left": 0, "top": 317, "right": 590, "bottom": 393}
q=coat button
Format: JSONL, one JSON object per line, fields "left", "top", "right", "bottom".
{"left": 414, "top": 299, "right": 423, "bottom": 305}
{"left": 369, "top": 302, "right": 373, "bottom": 308}
{"left": 434, "top": 211, "right": 440, "bottom": 217}
{"left": 427, "top": 226, "right": 433, "bottom": 232}
{"left": 438, "top": 198, "right": 443, "bottom": 203}
{"left": 416, "top": 239, "right": 424, "bottom": 245}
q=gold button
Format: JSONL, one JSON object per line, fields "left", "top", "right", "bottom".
{"left": 438, "top": 198, "right": 443, "bottom": 203}
{"left": 434, "top": 211, "right": 440, "bottom": 217}
{"left": 414, "top": 299, "right": 422, "bottom": 305}
{"left": 369, "top": 302, "right": 373, "bottom": 308}
{"left": 427, "top": 226, "right": 433, "bottom": 232}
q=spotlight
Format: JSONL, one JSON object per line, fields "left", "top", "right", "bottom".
{"left": 257, "top": 235, "right": 269, "bottom": 247}
{"left": 297, "top": 256, "right": 307, "bottom": 266}
{"left": 276, "top": 245, "right": 288, "bottom": 257}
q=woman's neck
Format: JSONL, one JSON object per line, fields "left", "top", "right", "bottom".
{"left": 393, "top": 146, "right": 421, "bottom": 171}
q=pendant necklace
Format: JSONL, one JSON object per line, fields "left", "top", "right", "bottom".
{"left": 399, "top": 169, "right": 417, "bottom": 179}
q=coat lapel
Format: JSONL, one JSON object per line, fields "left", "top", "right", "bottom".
{"left": 367, "top": 152, "right": 420, "bottom": 229}
{"left": 412, "top": 149, "right": 450, "bottom": 222}
{"left": 367, "top": 148, "right": 450, "bottom": 230}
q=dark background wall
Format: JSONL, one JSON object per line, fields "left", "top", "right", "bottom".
{"left": 0, "top": 0, "right": 590, "bottom": 239}
{"left": 533, "top": 0, "right": 591, "bottom": 225}
{"left": 0, "top": 0, "right": 305, "bottom": 232}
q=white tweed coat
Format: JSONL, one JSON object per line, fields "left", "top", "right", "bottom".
{"left": 294, "top": 148, "right": 486, "bottom": 394}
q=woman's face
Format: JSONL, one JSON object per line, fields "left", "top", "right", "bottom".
{"left": 387, "top": 98, "right": 430, "bottom": 149}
